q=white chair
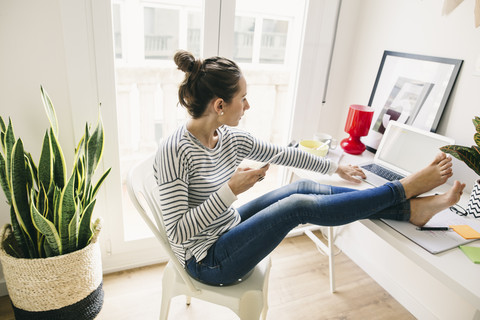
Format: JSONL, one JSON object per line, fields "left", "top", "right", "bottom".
{"left": 127, "top": 155, "right": 272, "bottom": 320}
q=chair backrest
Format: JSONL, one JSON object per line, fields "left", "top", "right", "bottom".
{"left": 126, "top": 155, "right": 200, "bottom": 292}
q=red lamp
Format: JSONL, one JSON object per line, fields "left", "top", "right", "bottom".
{"left": 340, "top": 104, "right": 374, "bottom": 155}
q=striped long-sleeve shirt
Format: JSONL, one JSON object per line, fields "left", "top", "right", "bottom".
{"left": 153, "top": 124, "right": 337, "bottom": 267}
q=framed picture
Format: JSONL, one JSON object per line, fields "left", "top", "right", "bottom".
{"left": 364, "top": 51, "right": 463, "bottom": 152}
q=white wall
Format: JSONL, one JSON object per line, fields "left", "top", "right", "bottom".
{"left": 320, "top": 0, "right": 480, "bottom": 190}
{"left": 0, "top": 4, "right": 76, "bottom": 232}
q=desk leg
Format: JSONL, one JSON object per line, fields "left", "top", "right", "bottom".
{"left": 304, "top": 227, "right": 336, "bottom": 293}
{"left": 327, "top": 226, "right": 335, "bottom": 293}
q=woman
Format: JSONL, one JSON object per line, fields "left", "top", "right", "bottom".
{"left": 154, "top": 50, "right": 465, "bottom": 286}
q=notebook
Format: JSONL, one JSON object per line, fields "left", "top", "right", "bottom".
{"left": 360, "top": 121, "right": 455, "bottom": 187}
{"left": 382, "top": 208, "right": 479, "bottom": 254}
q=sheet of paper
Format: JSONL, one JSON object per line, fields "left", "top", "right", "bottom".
{"left": 459, "top": 245, "right": 480, "bottom": 263}
{"left": 450, "top": 225, "right": 480, "bottom": 239}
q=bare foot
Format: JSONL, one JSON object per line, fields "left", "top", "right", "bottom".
{"left": 409, "top": 180, "right": 466, "bottom": 226}
{"left": 400, "top": 153, "right": 453, "bottom": 199}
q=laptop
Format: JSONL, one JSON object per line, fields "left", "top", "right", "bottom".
{"left": 360, "top": 121, "right": 455, "bottom": 187}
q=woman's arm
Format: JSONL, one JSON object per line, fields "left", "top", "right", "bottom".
{"left": 245, "top": 134, "right": 364, "bottom": 182}
{"left": 246, "top": 136, "right": 335, "bottom": 174}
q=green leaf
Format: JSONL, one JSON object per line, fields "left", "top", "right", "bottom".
{"left": 37, "top": 184, "right": 49, "bottom": 223}
{"left": 75, "top": 156, "right": 87, "bottom": 205}
{"left": 4, "top": 119, "right": 15, "bottom": 187}
{"left": 0, "top": 132, "right": 4, "bottom": 153}
{"left": 53, "top": 186, "right": 62, "bottom": 229}
{"left": 86, "top": 115, "right": 105, "bottom": 178}
{"left": 0, "top": 152, "right": 11, "bottom": 204}
{"left": 24, "top": 154, "right": 35, "bottom": 193}
{"left": 37, "top": 185, "right": 52, "bottom": 256}
{"left": 43, "top": 239, "right": 53, "bottom": 257}
{"left": 10, "top": 139, "right": 36, "bottom": 250}
{"left": 0, "top": 117, "right": 5, "bottom": 152}
{"left": 78, "top": 199, "right": 96, "bottom": 248}
{"left": 38, "top": 131, "right": 53, "bottom": 191}
{"left": 68, "top": 205, "right": 81, "bottom": 253}
{"left": 455, "top": 148, "right": 480, "bottom": 177}
{"left": 50, "top": 128, "right": 67, "bottom": 189}
{"left": 475, "top": 132, "right": 480, "bottom": 148}
{"left": 473, "top": 145, "right": 480, "bottom": 157}
{"left": 31, "top": 194, "right": 61, "bottom": 256}
{"left": 10, "top": 206, "right": 28, "bottom": 258}
{"left": 91, "top": 167, "right": 111, "bottom": 201}
{"left": 473, "top": 116, "right": 480, "bottom": 133}
{"left": 40, "top": 86, "right": 59, "bottom": 137}
{"left": 4, "top": 119, "right": 15, "bottom": 152}
{"left": 439, "top": 145, "right": 464, "bottom": 161}
{"left": 0, "top": 116, "right": 6, "bottom": 133}
{"left": 25, "top": 153, "right": 38, "bottom": 190}
{"left": 6, "top": 244, "right": 21, "bottom": 258}
{"left": 74, "top": 134, "right": 85, "bottom": 168}
{"left": 58, "top": 173, "right": 76, "bottom": 251}
{"left": 83, "top": 124, "right": 90, "bottom": 181}
{"left": 37, "top": 236, "right": 45, "bottom": 258}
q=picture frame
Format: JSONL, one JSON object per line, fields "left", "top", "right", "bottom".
{"left": 364, "top": 51, "right": 463, "bottom": 152}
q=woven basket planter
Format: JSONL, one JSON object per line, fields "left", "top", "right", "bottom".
{"left": 0, "top": 221, "right": 104, "bottom": 320}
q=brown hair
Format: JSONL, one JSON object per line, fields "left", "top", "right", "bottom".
{"left": 174, "top": 50, "right": 242, "bottom": 118}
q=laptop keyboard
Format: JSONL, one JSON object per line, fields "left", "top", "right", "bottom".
{"left": 361, "top": 163, "right": 405, "bottom": 181}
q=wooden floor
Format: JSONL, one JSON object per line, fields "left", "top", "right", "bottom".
{"left": 0, "top": 231, "right": 414, "bottom": 320}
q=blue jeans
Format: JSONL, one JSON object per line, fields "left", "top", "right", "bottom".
{"left": 186, "top": 179, "right": 409, "bottom": 285}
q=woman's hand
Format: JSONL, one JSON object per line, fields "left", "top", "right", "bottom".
{"left": 335, "top": 164, "right": 366, "bottom": 183}
{"left": 228, "top": 165, "right": 270, "bottom": 195}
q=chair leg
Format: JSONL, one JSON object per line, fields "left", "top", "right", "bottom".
{"left": 238, "top": 292, "right": 264, "bottom": 320}
{"left": 159, "top": 296, "right": 172, "bottom": 320}
{"left": 260, "top": 289, "right": 268, "bottom": 320}
{"left": 260, "top": 307, "right": 268, "bottom": 320}
{"left": 160, "top": 267, "right": 175, "bottom": 320}
{"left": 186, "top": 296, "right": 191, "bottom": 306}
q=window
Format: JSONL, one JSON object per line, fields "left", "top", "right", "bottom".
{"left": 110, "top": 0, "right": 308, "bottom": 242}
{"left": 144, "top": 7, "right": 179, "bottom": 59}
{"left": 234, "top": 16, "right": 255, "bottom": 63}
{"left": 260, "top": 19, "right": 288, "bottom": 64}
{"left": 112, "top": 4, "right": 123, "bottom": 59}
{"left": 233, "top": 15, "right": 290, "bottom": 65}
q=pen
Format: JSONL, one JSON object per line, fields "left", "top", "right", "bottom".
{"left": 416, "top": 227, "right": 450, "bottom": 231}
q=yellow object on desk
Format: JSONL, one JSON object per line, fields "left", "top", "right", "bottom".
{"left": 450, "top": 225, "right": 480, "bottom": 239}
{"left": 299, "top": 140, "right": 329, "bottom": 157}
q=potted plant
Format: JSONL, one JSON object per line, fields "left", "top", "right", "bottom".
{"left": 0, "top": 86, "right": 111, "bottom": 319}
{"left": 440, "top": 116, "right": 480, "bottom": 217}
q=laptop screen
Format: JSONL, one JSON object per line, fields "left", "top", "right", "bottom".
{"left": 375, "top": 122, "right": 454, "bottom": 175}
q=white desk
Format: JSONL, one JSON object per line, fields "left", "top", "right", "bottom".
{"left": 292, "top": 151, "right": 480, "bottom": 320}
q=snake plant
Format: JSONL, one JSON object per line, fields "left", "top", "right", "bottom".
{"left": 0, "top": 86, "right": 111, "bottom": 258}
{"left": 440, "top": 116, "right": 480, "bottom": 177}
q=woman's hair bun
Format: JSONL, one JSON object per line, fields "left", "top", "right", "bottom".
{"left": 174, "top": 50, "right": 196, "bottom": 73}
{"left": 174, "top": 50, "right": 241, "bottom": 119}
